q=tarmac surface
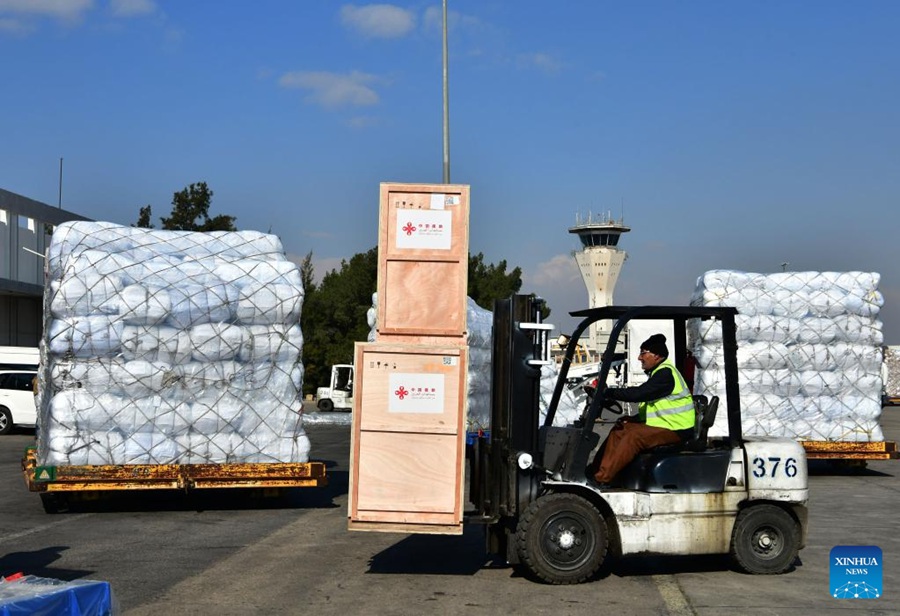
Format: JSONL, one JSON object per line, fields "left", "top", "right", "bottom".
{"left": 2, "top": 407, "right": 899, "bottom": 615}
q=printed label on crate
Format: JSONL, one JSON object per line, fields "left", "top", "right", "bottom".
{"left": 395, "top": 210, "right": 452, "bottom": 250}
{"left": 388, "top": 373, "right": 445, "bottom": 413}
{"left": 429, "top": 193, "right": 461, "bottom": 210}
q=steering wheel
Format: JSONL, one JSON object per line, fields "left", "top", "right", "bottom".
{"left": 601, "top": 397, "right": 624, "bottom": 416}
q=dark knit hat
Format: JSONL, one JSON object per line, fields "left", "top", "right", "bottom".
{"left": 641, "top": 334, "right": 668, "bottom": 358}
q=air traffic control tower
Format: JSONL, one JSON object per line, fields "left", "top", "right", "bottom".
{"left": 569, "top": 211, "right": 630, "bottom": 356}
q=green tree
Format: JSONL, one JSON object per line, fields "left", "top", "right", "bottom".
{"left": 467, "top": 252, "right": 523, "bottom": 311}
{"left": 134, "top": 182, "right": 237, "bottom": 231}
{"left": 299, "top": 249, "right": 540, "bottom": 393}
{"left": 135, "top": 205, "right": 153, "bottom": 228}
{"left": 301, "top": 248, "right": 378, "bottom": 397}
{"left": 299, "top": 250, "right": 316, "bottom": 295}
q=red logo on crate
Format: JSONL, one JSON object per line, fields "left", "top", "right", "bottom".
{"left": 402, "top": 222, "right": 416, "bottom": 235}
{"left": 394, "top": 386, "right": 409, "bottom": 400}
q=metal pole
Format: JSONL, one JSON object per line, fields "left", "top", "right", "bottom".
{"left": 58, "top": 157, "right": 63, "bottom": 208}
{"left": 442, "top": 0, "right": 450, "bottom": 184}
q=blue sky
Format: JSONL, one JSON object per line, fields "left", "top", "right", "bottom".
{"left": 2, "top": 1, "right": 899, "bottom": 341}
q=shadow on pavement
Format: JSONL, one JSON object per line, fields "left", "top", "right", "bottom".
{"left": 807, "top": 460, "right": 893, "bottom": 477}
{"left": 0, "top": 546, "right": 95, "bottom": 581}
{"left": 368, "top": 525, "right": 494, "bottom": 576}
{"left": 37, "top": 470, "right": 349, "bottom": 514}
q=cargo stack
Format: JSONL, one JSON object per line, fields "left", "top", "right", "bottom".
{"left": 690, "top": 270, "right": 885, "bottom": 443}
{"left": 349, "top": 183, "right": 470, "bottom": 534}
{"left": 37, "top": 221, "right": 310, "bottom": 466}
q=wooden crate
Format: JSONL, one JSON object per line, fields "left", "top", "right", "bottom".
{"left": 376, "top": 183, "right": 470, "bottom": 343}
{"left": 348, "top": 342, "right": 468, "bottom": 534}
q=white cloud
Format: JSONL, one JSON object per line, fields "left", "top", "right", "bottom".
{"left": 0, "top": 0, "right": 94, "bottom": 23}
{"left": 340, "top": 4, "right": 414, "bottom": 39}
{"left": 527, "top": 253, "right": 580, "bottom": 287}
{"left": 523, "top": 253, "right": 588, "bottom": 332}
{"left": 279, "top": 70, "right": 381, "bottom": 109}
{"left": 109, "top": 0, "right": 156, "bottom": 18}
{"left": 517, "top": 52, "right": 563, "bottom": 74}
{"left": 0, "top": 16, "right": 31, "bottom": 34}
{"left": 422, "top": 5, "right": 481, "bottom": 33}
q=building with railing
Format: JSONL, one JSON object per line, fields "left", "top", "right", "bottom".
{"left": 0, "top": 188, "right": 90, "bottom": 346}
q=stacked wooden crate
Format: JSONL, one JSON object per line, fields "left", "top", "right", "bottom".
{"left": 349, "top": 183, "right": 470, "bottom": 534}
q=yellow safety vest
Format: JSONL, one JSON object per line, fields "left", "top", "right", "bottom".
{"left": 639, "top": 358, "right": 695, "bottom": 431}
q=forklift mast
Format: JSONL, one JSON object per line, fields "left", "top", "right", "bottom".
{"left": 468, "top": 295, "right": 550, "bottom": 548}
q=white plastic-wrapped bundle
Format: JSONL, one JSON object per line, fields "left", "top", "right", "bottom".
{"left": 885, "top": 347, "right": 900, "bottom": 399}
{"left": 691, "top": 270, "right": 885, "bottom": 442}
{"left": 38, "top": 221, "right": 308, "bottom": 466}
{"left": 466, "top": 298, "right": 493, "bottom": 431}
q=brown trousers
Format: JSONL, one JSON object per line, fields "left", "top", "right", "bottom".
{"left": 590, "top": 421, "right": 681, "bottom": 483}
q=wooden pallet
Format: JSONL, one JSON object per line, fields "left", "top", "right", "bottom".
{"left": 22, "top": 447, "right": 327, "bottom": 492}
{"left": 800, "top": 440, "right": 899, "bottom": 460}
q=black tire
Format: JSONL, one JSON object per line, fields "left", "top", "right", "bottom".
{"left": 317, "top": 398, "right": 334, "bottom": 412}
{"left": 0, "top": 407, "right": 12, "bottom": 435}
{"left": 515, "top": 492, "right": 608, "bottom": 584}
{"left": 730, "top": 504, "right": 800, "bottom": 574}
{"left": 40, "top": 492, "right": 69, "bottom": 514}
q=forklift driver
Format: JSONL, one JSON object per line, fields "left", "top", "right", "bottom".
{"left": 587, "top": 334, "right": 695, "bottom": 487}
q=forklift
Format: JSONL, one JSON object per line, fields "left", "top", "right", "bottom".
{"left": 467, "top": 295, "right": 809, "bottom": 584}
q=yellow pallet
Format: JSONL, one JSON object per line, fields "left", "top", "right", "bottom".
{"left": 800, "top": 440, "right": 899, "bottom": 460}
{"left": 22, "top": 447, "right": 327, "bottom": 492}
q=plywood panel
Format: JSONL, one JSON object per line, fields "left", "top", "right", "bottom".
{"left": 382, "top": 261, "right": 465, "bottom": 336}
{"left": 355, "top": 431, "right": 458, "bottom": 513}
{"left": 377, "top": 183, "right": 469, "bottom": 341}
{"left": 355, "top": 344, "right": 466, "bottom": 434}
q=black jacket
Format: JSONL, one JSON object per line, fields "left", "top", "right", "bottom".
{"left": 605, "top": 365, "right": 675, "bottom": 403}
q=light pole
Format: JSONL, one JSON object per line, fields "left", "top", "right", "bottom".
{"left": 58, "top": 157, "right": 63, "bottom": 208}
{"left": 442, "top": 0, "right": 450, "bottom": 184}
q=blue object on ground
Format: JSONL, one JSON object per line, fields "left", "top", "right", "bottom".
{"left": 0, "top": 575, "right": 115, "bottom": 616}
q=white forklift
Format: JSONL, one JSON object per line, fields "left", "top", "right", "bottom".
{"left": 467, "top": 296, "right": 808, "bottom": 584}
{"left": 316, "top": 364, "right": 354, "bottom": 412}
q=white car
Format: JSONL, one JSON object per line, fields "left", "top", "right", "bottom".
{"left": 0, "top": 369, "right": 38, "bottom": 434}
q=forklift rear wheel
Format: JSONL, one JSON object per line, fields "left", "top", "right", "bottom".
{"left": 515, "top": 493, "right": 608, "bottom": 584}
{"left": 730, "top": 504, "right": 800, "bottom": 574}
{"left": 317, "top": 399, "right": 334, "bottom": 412}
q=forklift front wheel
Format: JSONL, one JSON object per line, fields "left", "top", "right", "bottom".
{"left": 730, "top": 504, "right": 800, "bottom": 574}
{"left": 317, "top": 399, "right": 334, "bottom": 412}
{"left": 515, "top": 493, "right": 608, "bottom": 585}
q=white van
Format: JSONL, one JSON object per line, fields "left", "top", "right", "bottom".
{"left": 0, "top": 347, "right": 39, "bottom": 434}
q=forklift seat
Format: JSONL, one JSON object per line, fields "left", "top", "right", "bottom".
{"left": 644, "top": 395, "right": 719, "bottom": 454}
{"left": 683, "top": 395, "right": 719, "bottom": 452}
{"left": 615, "top": 395, "right": 727, "bottom": 493}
